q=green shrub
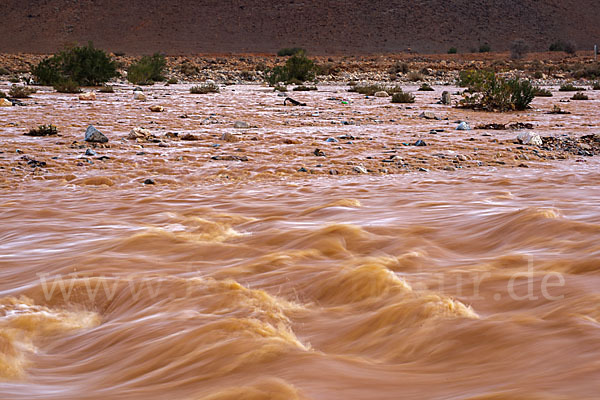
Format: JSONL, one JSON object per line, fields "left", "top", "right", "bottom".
{"left": 391, "top": 91, "right": 415, "bottom": 103}
{"left": 293, "top": 85, "right": 317, "bottom": 91}
{"left": 479, "top": 44, "right": 491, "bottom": 53}
{"left": 32, "top": 42, "right": 118, "bottom": 86}
{"left": 533, "top": 87, "right": 552, "bottom": 97}
{"left": 559, "top": 83, "right": 585, "bottom": 92}
{"left": 127, "top": 53, "right": 167, "bottom": 85}
{"left": 458, "top": 69, "right": 494, "bottom": 88}
{"left": 389, "top": 62, "right": 410, "bottom": 75}
{"left": 571, "top": 92, "right": 588, "bottom": 100}
{"left": 418, "top": 83, "right": 435, "bottom": 91}
{"left": 0, "top": 91, "right": 6, "bottom": 98}
{"left": 0, "top": 67, "right": 9, "bottom": 75}
{"left": 190, "top": 82, "right": 219, "bottom": 94}
{"left": 349, "top": 84, "right": 404, "bottom": 96}
{"left": 53, "top": 79, "right": 81, "bottom": 93}
{"left": 25, "top": 124, "right": 58, "bottom": 136}
{"left": 458, "top": 70, "right": 534, "bottom": 111}
{"left": 266, "top": 53, "right": 317, "bottom": 84}
{"left": 277, "top": 48, "right": 305, "bottom": 57}
{"left": 8, "top": 85, "right": 36, "bottom": 98}
{"left": 273, "top": 84, "right": 287, "bottom": 92}
{"left": 592, "top": 82, "right": 600, "bottom": 90}
{"left": 167, "top": 77, "right": 178, "bottom": 84}
{"left": 572, "top": 64, "right": 600, "bottom": 80}
{"left": 448, "top": 47, "right": 458, "bottom": 54}
{"left": 549, "top": 40, "right": 576, "bottom": 54}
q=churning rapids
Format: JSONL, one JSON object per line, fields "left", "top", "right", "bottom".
{"left": 1, "top": 83, "right": 600, "bottom": 399}
{"left": 0, "top": 163, "right": 599, "bottom": 399}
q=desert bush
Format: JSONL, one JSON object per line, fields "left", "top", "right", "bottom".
{"left": 8, "top": 85, "right": 36, "bottom": 98}
{"left": 167, "top": 77, "right": 178, "bottom": 84}
{"left": 349, "top": 84, "right": 404, "bottom": 96}
{"left": 99, "top": 85, "right": 114, "bottom": 93}
{"left": 458, "top": 70, "right": 534, "bottom": 111}
{"left": 190, "top": 82, "right": 219, "bottom": 94}
{"left": 0, "top": 67, "right": 9, "bottom": 75}
{"left": 479, "top": 44, "right": 491, "bottom": 53}
{"left": 391, "top": 91, "right": 415, "bottom": 103}
{"left": 559, "top": 83, "right": 585, "bottom": 92}
{"left": 32, "top": 42, "right": 118, "bottom": 86}
{"left": 448, "top": 47, "right": 458, "bottom": 54}
{"left": 532, "top": 87, "right": 552, "bottom": 97}
{"left": 511, "top": 39, "right": 529, "bottom": 60}
{"left": 293, "top": 85, "right": 317, "bottom": 91}
{"left": 572, "top": 64, "right": 600, "bottom": 80}
{"left": 0, "top": 91, "right": 6, "bottom": 98}
{"left": 592, "top": 82, "right": 600, "bottom": 90}
{"left": 389, "top": 62, "right": 410, "bottom": 75}
{"left": 25, "top": 124, "right": 58, "bottom": 136}
{"left": 277, "top": 47, "right": 305, "bottom": 57}
{"left": 127, "top": 53, "right": 167, "bottom": 85}
{"left": 418, "top": 83, "right": 434, "bottom": 91}
{"left": 549, "top": 40, "right": 576, "bottom": 54}
{"left": 273, "top": 84, "right": 287, "bottom": 92}
{"left": 407, "top": 71, "right": 424, "bottom": 82}
{"left": 532, "top": 71, "right": 544, "bottom": 79}
{"left": 53, "top": 79, "right": 81, "bottom": 93}
{"left": 571, "top": 92, "right": 588, "bottom": 100}
{"left": 458, "top": 69, "right": 494, "bottom": 88}
{"left": 316, "top": 63, "right": 339, "bottom": 76}
{"left": 266, "top": 53, "right": 317, "bottom": 84}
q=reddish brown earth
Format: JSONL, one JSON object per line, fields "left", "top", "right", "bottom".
{"left": 1, "top": 0, "right": 600, "bottom": 55}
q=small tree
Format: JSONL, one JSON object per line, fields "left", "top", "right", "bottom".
{"left": 32, "top": 42, "right": 118, "bottom": 86}
{"left": 127, "top": 53, "right": 167, "bottom": 85}
{"left": 266, "top": 52, "right": 317, "bottom": 84}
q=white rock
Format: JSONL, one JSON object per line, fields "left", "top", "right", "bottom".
{"left": 127, "top": 127, "right": 152, "bottom": 140}
{"left": 0, "top": 98, "right": 12, "bottom": 107}
{"left": 133, "top": 91, "right": 147, "bottom": 101}
{"left": 374, "top": 91, "right": 389, "bottom": 97}
{"left": 233, "top": 121, "right": 250, "bottom": 129}
{"left": 517, "top": 132, "right": 542, "bottom": 146}
{"left": 354, "top": 165, "right": 368, "bottom": 174}
{"left": 456, "top": 121, "right": 471, "bottom": 131}
{"left": 78, "top": 92, "right": 96, "bottom": 101}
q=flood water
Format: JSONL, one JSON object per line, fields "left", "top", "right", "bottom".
{"left": 0, "top": 84, "right": 599, "bottom": 399}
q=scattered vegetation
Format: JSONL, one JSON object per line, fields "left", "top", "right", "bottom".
{"left": 458, "top": 70, "right": 534, "bottom": 111}
{"left": 190, "top": 82, "right": 219, "bottom": 94}
{"left": 0, "top": 91, "right": 5, "bottom": 98}
{"left": 559, "top": 83, "right": 585, "bottom": 92}
{"left": 277, "top": 47, "right": 305, "bottom": 57}
{"left": 53, "top": 79, "right": 81, "bottom": 93}
{"left": 388, "top": 62, "right": 410, "bottom": 75}
{"left": 391, "top": 91, "right": 415, "bottom": 104}
{"left": 127, "top": 53, "right": 167, "bottom": 85}
{"left": 25, "top": 124, "right": 58, "bottom": 136}
{"left": 510, "top": 39, "right": 529, "bottom": 60}
{"left": 549, "top": 40, "right": 576, "bottom": 55}
{"left": 167, "top": 77, "right": 178, "bottom": 84}
{"left": 293, "top": 85, "right": 317, "bottom": 91}
{"left": 273, "top": 84, "right": 287, "bottom": 92}
{"left": 8, "top": 85, "right": 36, "bottom": 98}
{"left": 0, "top": 67, "right": 9, "bottom": 75}
{"left": 266, "top": 52, "right": 317, "bottom": 84}
{"left": 349, "top": 84, "right": 404, "bottom": 96}
{"left": 532, "top": 87, "right": 553, "bottom": 97}
{"left": 572, "top": 64, "right": 600, "bottom": 80}
{"left": 593, "top": 82, "right": 600, "bottom": 90}
{"left": 571, "top": 92, "right": 589, "bottom": 100}
{"left": 418, "top": 83, "right": 435, "bottom": 91}
{"left": 448, "top": 47, "right": 458, "bottom": 54}
{"left": 32, "top": 42, "right": 118, "bottom": 86}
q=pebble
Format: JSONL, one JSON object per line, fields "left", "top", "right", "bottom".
{"left": 149, "top": 105, "right": 164, "bottom": 112}
{"left": 414, "top": 140, "right": 427, "bottom": 146}
{"left": 85, "top": 148, "right": 97, "bottom": 156}
{"left": 84, "top": 125, "right": 108, "bottom": 143}
{"left": 354, "top": 165, "right": 368, "bottom": 174}
{"left": 456, "top": 122, "right": 471, "bottom": 131}
{"left": 143, "top": 178, "right": 155, "bottom": 184}
{"left": 233, "top": 121, "right": 250, "bottom": 129}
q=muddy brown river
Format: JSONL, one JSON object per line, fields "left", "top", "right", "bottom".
{"left": 0, "top": 83, "right": 599, "bottom": 399}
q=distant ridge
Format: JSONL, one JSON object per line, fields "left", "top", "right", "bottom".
{"left": 1, "top": 0, "right": 599, "bottom": 54}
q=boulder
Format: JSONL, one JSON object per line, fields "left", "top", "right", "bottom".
{"left": 221, "top": 132, "right": 239, "bottom": 142}
{"left": 419, "top": 111, "right": 438, "bottom": 120}
{"left": 128, "top": 127, "right": 153, "bottom": 140}
{"left": 78, "top": 92, "right": 96, "bottom": 101}
{"left": 233, "top": 121, "right": 250, "bottom": 129}
{"left": 441, "top": 91, "right": 452, "bottom": 105}
{"left": 456, "top": 121, "right": 471, "bottom": 131}
{"left": 133, "top": 91, "right": 147, "bottom": 101}
{"left": 517, "top": 132, "right": 542, "bottom": 146}
{"left": 0, "top": 98, "right": 13, "bottom": 107}
{"left": 84, "top": 125, "right": 108, "bottom": 143}
{"left": 374, "top": 91, "right": 389, "bottom": 97}
{"left": 148, "top": 105, "right": 164, "bottom": 112}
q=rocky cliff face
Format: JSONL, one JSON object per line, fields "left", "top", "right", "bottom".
{"left": 1, "top": 0, "right": 599, "bottom": 54}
